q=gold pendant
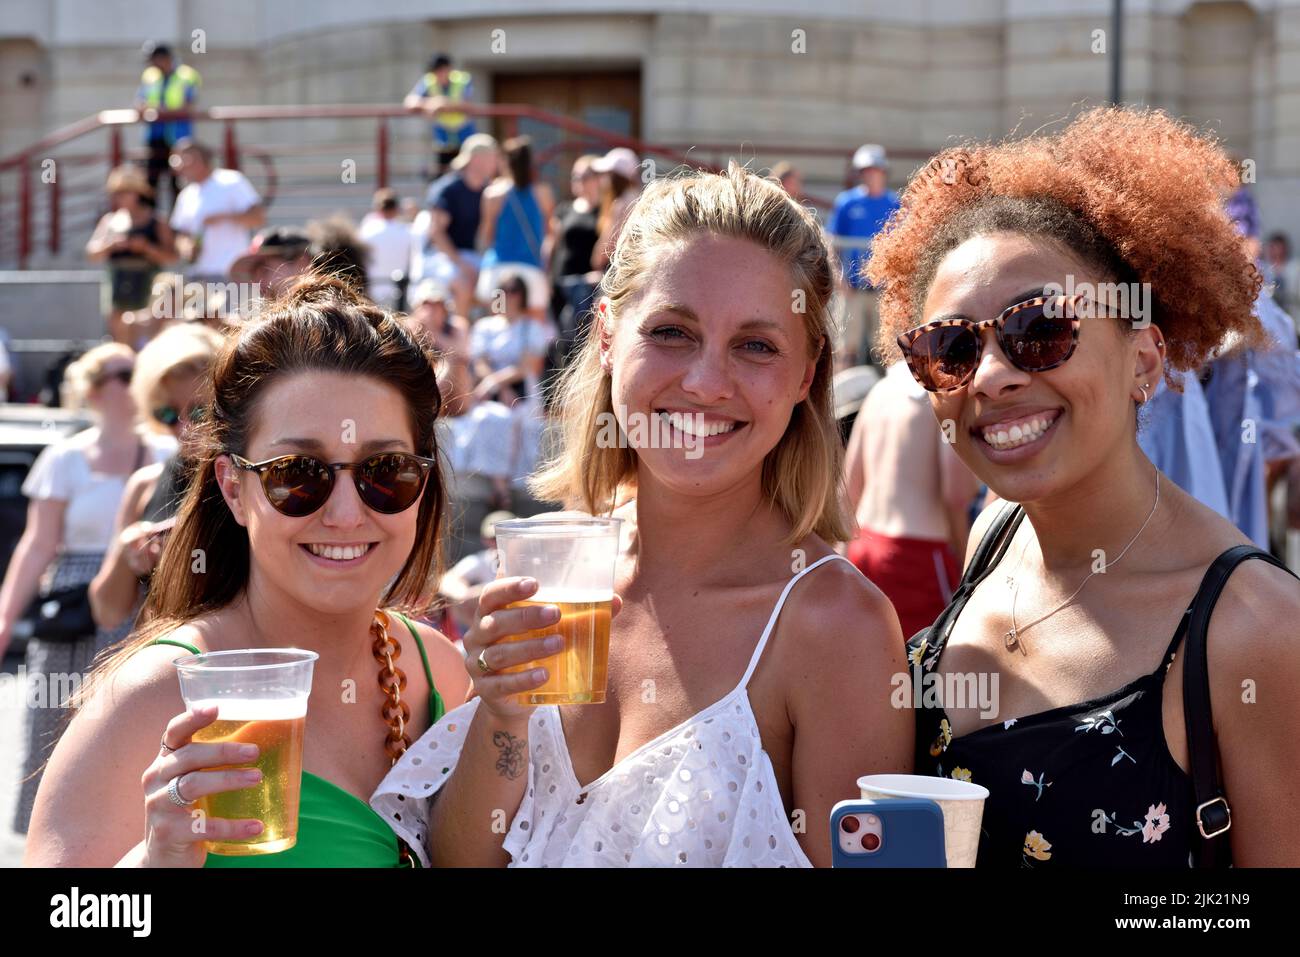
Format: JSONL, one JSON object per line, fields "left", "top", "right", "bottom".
{"left": 1004, "top": 629, "right": 1018, "bottom": 650}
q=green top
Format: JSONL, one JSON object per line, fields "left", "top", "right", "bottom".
{"left": 148, "top": 611, "right": 445, "bottom": 869}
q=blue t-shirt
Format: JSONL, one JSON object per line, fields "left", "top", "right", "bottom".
{"left": 828, "top": 187, "right": 899, "bottom": 290}
{"left": 424, "top": 172, "right": 484, "bottom": 252}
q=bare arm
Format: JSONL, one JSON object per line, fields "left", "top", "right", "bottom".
{"left": 0, "top": 498, "right": 65, "bottom": 659}
{"left": 85, "top": 214, "right": 121, "bottom": 262}
{"left": 89, "top": 467, "right": 157, "bottom": 630}
{"left": 477, "top": 187, "right": 502, "bottom": 254}
{"left": 206, "top": 203, "right": 265, "bottom": 233}
{"left": 426, "top": 577, "right": 565, "bottom": 866}
{"left": 785, "top": 559, "right": 912, "bottom": 866}
{"left": 429, "top": 209, "right": 462, "bottom": 263}
{"left": 1209, "top": 562, "right": 1300, "bottom": 865}
{"left": 134, "top": 219, "right": 178, "bottom": 267}
{"left": 843, "top": 398, "right": 871, "bottom": 525}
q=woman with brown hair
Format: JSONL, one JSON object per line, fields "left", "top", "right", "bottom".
{"left": 372, "top": 163, "right": 910, "bottom": 867}
{"left": 25, "top": 274, "right": 470, "bottom": 867}
{"left": 871, "top": 107, "right": 1300, "bottom": 866}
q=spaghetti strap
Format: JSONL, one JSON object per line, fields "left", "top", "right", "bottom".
{"left": 389, "top": 611, "right": 446, "bottom": 725}
{"left": 737, "top": 553, "right": 859, "bottom": 691}
{"left": 148, "top": 637, "right": 201, "bottom": 655}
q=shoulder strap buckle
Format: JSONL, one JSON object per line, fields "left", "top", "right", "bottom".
{"left": 1196, "top": 795, "right": 1232, "bottom": 839}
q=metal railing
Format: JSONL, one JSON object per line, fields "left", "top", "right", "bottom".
{"left": 0, "top": 100, "right": 933, "bottom": 269}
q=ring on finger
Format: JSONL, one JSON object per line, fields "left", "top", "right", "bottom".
{"left": 167, "top": 775, "right": 195, "bottom": 808}
{"left": 159, "top": 735, "right": 178, "bottom": 754}
{"left": 476, "top": 647, "right": 492, "bottom": 675}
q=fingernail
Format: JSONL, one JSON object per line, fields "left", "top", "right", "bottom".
{"left": 543, "top": 605, "right": 560, "bottom": 623}
{"left": 238, "top": 745, "right": 258, "bottom": 759}
{"left": 532, "top": 668, "right": 547, "bottom": 681}
{"left": 543, "top": 635, "right": 563, "bottom": 652}
{"left": 243, "top": 770, "right": 262, "bottom": 783}
{"left": 248, "top": 821, "right": 263, "bottom": 835}
{"left": 521, "top": 577, "right": 537, "bottom": 590}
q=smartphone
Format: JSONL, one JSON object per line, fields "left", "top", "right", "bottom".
{"left": 830, "top": 799, "right": 947, "bottom": 868}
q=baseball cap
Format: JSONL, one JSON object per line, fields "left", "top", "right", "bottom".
{"left": 852, "top": 144, "right": 889, "bottom": 171}
{"left": 591, "top": 147, "right": 641, "bottom": 180}
{"left": 451, "top": 133, "right": 500, "bottom": 171}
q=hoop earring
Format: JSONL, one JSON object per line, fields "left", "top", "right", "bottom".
{"left": 1139, "top": 383, "right": 1150, "bottom": 404}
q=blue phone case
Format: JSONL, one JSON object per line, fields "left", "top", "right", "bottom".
{"left": 830, "top": 799, "right": 947, "bottom": 868}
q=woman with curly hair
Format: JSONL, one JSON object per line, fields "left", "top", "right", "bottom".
{"left": 870, "top": 107, "right": 1300, "bottom": 867}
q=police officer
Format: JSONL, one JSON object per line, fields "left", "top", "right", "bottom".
{"left": 404, "top": 53, "right": 476, "bottom": 179}
{"left": 133, "top": 41, "right": 201, "bottom": 209}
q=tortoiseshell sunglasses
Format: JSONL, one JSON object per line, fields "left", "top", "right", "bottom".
{"left": 896, "top": 293, "right": 1091, "bottom": 393}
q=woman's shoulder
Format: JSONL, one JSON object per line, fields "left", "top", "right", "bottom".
{"left": 784, "top": 543, "right": 896, "bottom": 638}
{"left": 386, "top": 610, "right": 471, "bottom": 708}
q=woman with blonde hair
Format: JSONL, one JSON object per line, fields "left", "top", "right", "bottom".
{"left": 85, "top": 165, "right": 177, "bottom": 345}
{"left": 0, "top": 342, "right": 175, "bottom": 832}
{"left": 90, "top": 322, "right": 224, "bottom": 631}
{"left": 373, "top": 163, "right": 911, "bottom": 867}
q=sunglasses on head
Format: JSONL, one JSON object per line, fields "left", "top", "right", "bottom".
{"left": 897, "top": 293, "right": 1095, "bottom": 393}
{"left": 227, "top": 451, "right": 436, "bottom": 518}
{"left": 93, "top": 368, "right": 134, "bottom": 388}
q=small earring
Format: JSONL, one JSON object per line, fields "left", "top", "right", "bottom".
{"left": 1139, "top": 383, "right": 1150, "bottom": 404}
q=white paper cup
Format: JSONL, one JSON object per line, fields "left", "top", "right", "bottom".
{"left": 858, "top": 773, "right": 989, "bottom": 868}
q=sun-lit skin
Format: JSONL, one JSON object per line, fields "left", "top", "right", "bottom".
{"left": 214, "top": 370, "right": 424, "bottom": 620}
{"left": 598, "top": 233, "right": 820, "bottom": 506}
{"left": 919, "top": 232, "right": 1164, "bottom": 533}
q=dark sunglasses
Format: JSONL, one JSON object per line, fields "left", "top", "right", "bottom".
{"left": 93, "top": 368, "right": 134, "bottom": 388}
{"left": 897, "top": 293, "right": 1094, "bottom": 393}
{"left": 153, "top": 404, "right": 207, "bottom": 427}
{"left": 227, "top": 451, "right": 436, "bottom": 517}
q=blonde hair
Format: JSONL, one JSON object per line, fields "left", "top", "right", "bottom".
{"left": 530, "top": 162, "right": 852, "bottom": 545}
{"left": 130, "top": 323, "right": 224, "bottom": 433}
{"left": 61, "top": 342, "right": 136, "bottom": 410}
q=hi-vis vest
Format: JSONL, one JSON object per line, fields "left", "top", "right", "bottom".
{"left": 423, "top": 70, "right": 471, "bottom": 129}
{"left": 140, "top": 63, "right": 200, "bottom": 111}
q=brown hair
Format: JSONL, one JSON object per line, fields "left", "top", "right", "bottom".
{"left": 75, "top": 272, "right": 446, "bottom": 704}
{"left": 867, "top": 106, "right": 1264, "bottom": 376}
{"left": 504, "top": 136, "right": 534, "bottom": 189}
{"left": 531, "top": 162, "right": 851, "bottom": 546}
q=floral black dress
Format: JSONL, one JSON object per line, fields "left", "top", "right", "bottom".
{"left": 908, "top": 505, "right": 1199, "bottom": 868}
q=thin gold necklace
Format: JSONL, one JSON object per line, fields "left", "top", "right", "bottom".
{"left": 1004, "top": 467, "right": 1160, "bottom": 654}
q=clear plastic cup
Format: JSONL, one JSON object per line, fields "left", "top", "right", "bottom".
{"left": 858, "top": 773, "right": 990, "bottom": 868}
{"left": 174, "top": 648, "right": 318, "bottom": 856}
{"left": 494, "top": 516, "right": 622, "bottom": 705}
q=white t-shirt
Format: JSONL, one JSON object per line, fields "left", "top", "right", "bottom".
{"left": 22, "top": 429, "right": 177, "bottom": 553}
{"left": 359, "top": 213, "right": 412, "bottom": 304}
{"left": 470, "top": 315, "right": 556, "bottom": 403}
{"left": 170, "top": 168, "right": 261, "bottom": 277}
{"left": 441, "top": 400, "right": 514, "bottom": 480}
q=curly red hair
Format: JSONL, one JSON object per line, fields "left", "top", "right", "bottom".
{"left": 866, "top": 107, "right": 1263, "bottom": 376}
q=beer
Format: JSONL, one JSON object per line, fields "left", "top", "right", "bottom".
{"left": 503, "top": 590, "right": 612, "bottom": 705}
{"left": 191, "top": 697, "right": 308, "bottom": 856}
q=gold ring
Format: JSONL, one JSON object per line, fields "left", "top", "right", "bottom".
{"left": 476, "top": 648, "right": 492, "bottom": 674}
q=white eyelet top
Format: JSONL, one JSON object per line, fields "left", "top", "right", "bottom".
{"left": 371, "top": 554, "right": 859, "bottom": 867}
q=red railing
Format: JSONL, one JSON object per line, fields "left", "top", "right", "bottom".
{"left": 0, "top": 101, "right": 933, "bottom": 269}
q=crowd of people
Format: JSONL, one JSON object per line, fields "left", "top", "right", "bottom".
{"left": 1, "top": 44, "right": 1299, "bottom": 871}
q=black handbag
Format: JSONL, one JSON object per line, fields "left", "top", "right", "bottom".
{"left": 20, "top": 584, "right": 96, "bottom": 642}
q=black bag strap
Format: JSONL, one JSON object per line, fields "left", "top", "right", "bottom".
{"left": 1183, "top": 544, "right": 1296, "bottom": 868}
{"left": 927, "top": 501, "right": 1025, "bottom": 652}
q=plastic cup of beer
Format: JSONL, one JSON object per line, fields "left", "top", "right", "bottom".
{"left": 858, "top": 773, "right": 990, "bottom": 868}
{"left": 494, "top": 516, "right": 621, "bottom": 706}
{"left": 173, "top": 649, "right": 318, "bottom": 856}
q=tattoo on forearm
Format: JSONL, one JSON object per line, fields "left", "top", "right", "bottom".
{"left": 492, "top": 731, "right": 526, "bottom": 780}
